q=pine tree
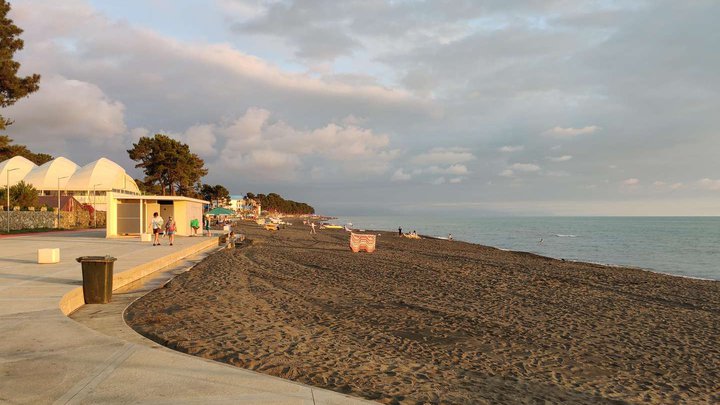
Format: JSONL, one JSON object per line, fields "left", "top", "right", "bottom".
{"left": 0, "top": 1, "right": 41, "bottom": 130}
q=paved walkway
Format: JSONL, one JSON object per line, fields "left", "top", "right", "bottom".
{"left": 0, "top": 231, "right": 372, "bottom": 404}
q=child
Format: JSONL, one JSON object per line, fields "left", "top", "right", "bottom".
{"left": 165, "top": 216, "right": 176, "bottom": 246}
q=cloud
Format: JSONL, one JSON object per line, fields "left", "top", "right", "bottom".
{"left": 5, "top": 74, "right": 126, "bottom": 140}
{"left": 697, "top": 178, "right": 720, "bottom": 191}
{"left": 449, "top": 177, "right": 464, "bottom": 184}
{"left": 547, "top": 155, "right": 573, "bottom": 162}
{"left": 542, "top": 126, "right": 600, "bottom": 138}
{"left": 411, "top": 148, "right": 476, "bottom": 165}
{"left": 510, "top": 163, "right": 541, "bottom": 172}
{"left": 425, "top": 164, "right": 469, "bottom": 175}
{"left": 499, "top": 169, "right": 514, "bottom": 177}
{"left": 214, "top": 108, "right": 396, "bottom": 181}
{"left": 431, "top": 177, "right": 446, "bottom": 185}
{"left": 391, "top": 169, "right": 411, "bottom": 182}
{"left": 499, "top": 145, "right": 524, "bottom": 152}
{"left": 623, "top": 178, "right": 640, "bottom": 186}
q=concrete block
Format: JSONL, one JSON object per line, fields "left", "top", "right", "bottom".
{"left": 38, "top": 248, "right": 60, "bottom": 264}
{"left": 140, "top": 233, "right": 152, "bottom": 242}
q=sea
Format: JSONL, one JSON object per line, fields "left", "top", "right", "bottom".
{"left": 332, "top": 216, "right": 720, "bottom": 281}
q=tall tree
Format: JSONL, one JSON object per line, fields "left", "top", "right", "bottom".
{"left": 200, "top": 184, "right": 230, "bottom": 206}
{"left": 0, "top": 1, "right": 41, "bottom": 130}
{"left": 127, "top": 134, "right": 208, "bottom": 196}
{"left": 0, "top": 135, "right": 52, "bottom": 164}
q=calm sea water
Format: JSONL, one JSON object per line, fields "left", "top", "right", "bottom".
{"left": 332, "top": 216, "right": 720, "bottom": 281}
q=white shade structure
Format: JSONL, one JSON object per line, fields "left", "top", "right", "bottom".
{"left": 0, "top": 156, "right": 37, "bottom": 187}
{"left": 64, "top": 157, "right": 140, "bottom": 194}
{"left": 0, "top": 156, "right": 141, "bottom": 211}
{"left": 23, "top": 157, "right": 80, "bottom": 191}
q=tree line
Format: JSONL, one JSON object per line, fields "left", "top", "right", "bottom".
{"left": 245, "top": 192, "right": 315, "bottom": 215}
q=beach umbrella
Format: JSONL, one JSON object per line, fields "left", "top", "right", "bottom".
{"left": 206, "top": 207, "right": 234, "bottom": 216}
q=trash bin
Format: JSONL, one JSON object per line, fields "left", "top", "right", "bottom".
{"left": 76, "top": 256, "right": 117, "bottom": 304}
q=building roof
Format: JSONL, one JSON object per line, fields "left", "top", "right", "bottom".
{"left": 110, "top": 192, "right": 209, "bottom": 205}
{"left": 0, "top": 156, "right": 37, "bottom": 187}
{"left": 23, "top": 157, "right": 80, "bottom": 190}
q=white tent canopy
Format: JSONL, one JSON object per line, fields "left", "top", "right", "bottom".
{"left": 23, "top": 157, "right": 80, "bottom": 191}
{"left": 63, "top": 157, "right": 140, "bottom": 194}
{"left": 0, "top": 156, "right": 140, "bottom": 195}
{"left": 0, "top": 156, "right": 37, "bottom": 188}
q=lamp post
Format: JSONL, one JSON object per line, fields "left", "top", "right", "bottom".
{"left": 6, "top": 167, "right": 19, "bottom": 234}
{"left": 57, "top": 176, "right": 69, "bottom": 228}
{"left": 92, "top": 183, "right": 102, "bottom": 228}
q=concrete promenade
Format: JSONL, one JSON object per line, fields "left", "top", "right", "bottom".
{"left": 0, "top": 231, "right": 372, "bottom": 404}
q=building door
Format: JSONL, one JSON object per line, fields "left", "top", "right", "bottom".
{"left": 159, "top": 202, "right": 174, "bottom": 223}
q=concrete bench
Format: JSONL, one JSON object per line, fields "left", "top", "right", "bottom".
{"left": 38, "top": 248, "right": 60, "bottom": 264}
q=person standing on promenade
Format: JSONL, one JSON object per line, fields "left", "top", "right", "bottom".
{"left": 151, "top": 212, "right": 164, "bottom": 246}
{"left": 398, "top": 226, "right": 402, "bottom": 236}
{"left": 203, "top": 216, "right": 211, "bottom": 237}
{"left": 165, "top": 216, "right": 176, "bottom": 246}
{"left": 310, "top": 222, "right": 316, "bottom": 234}
{"left": 190, "top": 218, "right": 199, "bottom": 236}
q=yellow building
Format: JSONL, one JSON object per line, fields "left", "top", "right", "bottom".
{"left": 105, "top": 193, "right": 208, "bottom": 238}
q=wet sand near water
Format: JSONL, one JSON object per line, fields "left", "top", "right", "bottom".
{"left": 125, "top": 221, "right": 720, "bottom": 404}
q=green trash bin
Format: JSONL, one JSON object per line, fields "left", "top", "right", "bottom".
{"left": 76, "top": 256, "right": 117, "bottom": 304}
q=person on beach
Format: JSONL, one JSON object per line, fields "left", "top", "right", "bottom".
{"left": 398, "top": 226, "right": 402, "bottom": 236}
{"left": 165, "top": 216, "right": 176, "bottom": 246}
{"left": 151, "top": 212, "right": 164, "bottom": 246}
{"left": 310, "top": 222, "right": 317, "bottom": 234}
{"left": 448, "top": 233, "right": 453, "bottom": 241}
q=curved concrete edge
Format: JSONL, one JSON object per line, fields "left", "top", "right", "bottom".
{"left": 60, "top": 238, "right": 219, "bottom": 315}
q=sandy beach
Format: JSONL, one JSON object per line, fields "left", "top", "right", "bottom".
{"left": 125, "top": 221, "right": 720, "bottom": 404}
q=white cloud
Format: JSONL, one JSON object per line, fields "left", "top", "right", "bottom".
{"left": 181, "top": 124, "right": 217, "bottom": 158}
{"left": 623, "top": 178, "right": 640, "bottom": 185}
{"left": 5, "top": 74, "right": 126, "bottom": 140}
{"left": 510, "top": 163, "right": 541, "bottom": 172}
{"left": 697, "top": 178, "right": 720, "bottom": 191}
{"left": 391, "top": 169, "right": 411, "bottom": 182}
{"left": 411, "top": 147, "right": 476, "bottom": 165}
{"left": 542, "top": 126, "right": 599, "bottom": 138}
{"left": 547, "top": 155, "right": 573, "bottom": 162}
{"left": 449, "top": 177, "right": 464, "bottom": 184}
{"left": 499, "top": 145, "right": 524, "bottom": 152}
{"left": 653, "top": 181, "right": 683, "bottom": 190}
{"left": 213, "top": 108, "right": 396, "bottom": 181}
{"left": 431, "top": 177, "right": 446, "bottom": 185}
{"left": 425, "top": 164, "right": 469, "bottom": 175}
{"left": 499, "top": 169, "right": 514, "bottom": 177}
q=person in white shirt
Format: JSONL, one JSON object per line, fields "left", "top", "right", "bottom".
{"left": 151, "top": 212, "right": 164, "bottom": 246}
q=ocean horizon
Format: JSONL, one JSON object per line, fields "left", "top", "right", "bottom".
{"left": 332, "top": 215, "right": 720, "bottom": 281}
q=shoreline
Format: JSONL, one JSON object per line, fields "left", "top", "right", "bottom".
{"left": 126, "top": 220, "right": 720, "bottom": 404}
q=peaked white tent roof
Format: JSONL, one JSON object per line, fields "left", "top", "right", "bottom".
{"left": 0, "top": 156, "right": 37, "bottom": 187}
{"left": 23, "top": 157, "right": 80, "bottom": 190}
{"left": 64, "top": 157, "right": 139, "bottom": 193}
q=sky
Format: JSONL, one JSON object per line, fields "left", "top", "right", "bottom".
{"left": 4, "top": 0, "right": 720, "bottom": 216}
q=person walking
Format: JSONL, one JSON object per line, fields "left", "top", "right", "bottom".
{"left": 310, "top": 222, "right": 316, "bottom": 234}
{"left": 398, "top": 226, "right": 402, "bottom": 236}
{"left": 151, "top": 212, "right": 164, "bottom": 246}
{"left": 165, "top": 216, "right": 176, "bottom": 246}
